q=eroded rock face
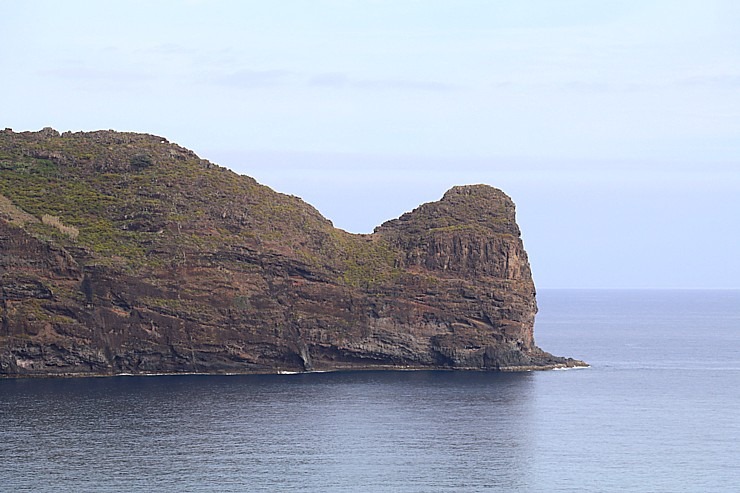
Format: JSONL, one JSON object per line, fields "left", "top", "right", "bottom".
{"left": 0, "top": 128, "right": 584, "bottom": 376}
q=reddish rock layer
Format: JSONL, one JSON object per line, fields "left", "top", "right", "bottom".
{"left": 0, "top": 128, "right": 584, "bottom": 376}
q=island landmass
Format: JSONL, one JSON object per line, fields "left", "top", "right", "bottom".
{"left": 0, "top": 128, "right": 585, "bottom": 377}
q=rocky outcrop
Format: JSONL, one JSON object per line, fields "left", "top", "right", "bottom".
{"left": 0, "top": 128, "right": 584, "bottom": 376}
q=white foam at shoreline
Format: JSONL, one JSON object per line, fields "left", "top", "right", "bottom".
{"left": 552, "top": 365, "right": 591, "bottom": 371}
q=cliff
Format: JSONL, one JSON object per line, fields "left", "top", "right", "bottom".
{"left": 0, "top": 127, "right": 584, "bottom": 376}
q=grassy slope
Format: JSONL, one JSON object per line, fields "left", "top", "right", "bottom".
{"left": 0, "top": 130, "right": 399, "bottom": 287}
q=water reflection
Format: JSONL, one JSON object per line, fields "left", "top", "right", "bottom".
{"left": 1, "top": 371, "right": 536, "bottom": 492}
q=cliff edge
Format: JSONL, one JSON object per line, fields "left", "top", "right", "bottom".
{"left": 0, "top": 128, "right": 585, "bottom": 376}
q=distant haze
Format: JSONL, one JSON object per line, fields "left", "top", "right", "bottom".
{"left": 2, "top": 0, "right": 738, "bottom": 288}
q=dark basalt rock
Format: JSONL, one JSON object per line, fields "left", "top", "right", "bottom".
{"left": 0, "top": 128, "right": 585, "bottom": 377}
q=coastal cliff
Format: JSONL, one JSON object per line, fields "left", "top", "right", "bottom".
{"left": 0, "top": 128, "right": 584, "bottom": 376}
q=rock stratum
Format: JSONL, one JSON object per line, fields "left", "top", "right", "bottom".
{"left": 0, "top": 128, "right": 584, "bottom": 377}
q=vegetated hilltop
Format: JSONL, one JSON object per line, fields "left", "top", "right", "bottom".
{"left": 0, "top": 127, "right": 584, "bottom": 376}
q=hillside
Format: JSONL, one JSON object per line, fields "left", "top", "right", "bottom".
{"left": 0, "top": 127, "right": 584, "bottom": 376}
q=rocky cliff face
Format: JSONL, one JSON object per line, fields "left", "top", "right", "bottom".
{"left": 0, "top": 128, "right": 583, "bottom": 376}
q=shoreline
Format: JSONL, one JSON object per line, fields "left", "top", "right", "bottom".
{"left": 0, "top": 360, "right": 589, "bottom": 379}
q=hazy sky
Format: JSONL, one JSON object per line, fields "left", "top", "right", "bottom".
{"left": 2, "top": 0, "right": 738, "bottom": 288}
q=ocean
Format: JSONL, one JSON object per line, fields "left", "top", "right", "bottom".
{"left": 2, "top": 289, "right": 739, "bottom": 492}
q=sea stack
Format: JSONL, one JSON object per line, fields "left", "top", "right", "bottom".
{"left": 0, "top": 128, "right": 584, "bottom": 376}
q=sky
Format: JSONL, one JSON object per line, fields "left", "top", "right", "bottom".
{"left": 1, "top": 0, "right": 738, "bottom": 288}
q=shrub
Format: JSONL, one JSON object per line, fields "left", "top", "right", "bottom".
{"left": 130, "top": 153, "right": 154, "bottom": 169}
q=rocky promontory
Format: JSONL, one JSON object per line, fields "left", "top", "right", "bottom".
{"left": 0, "top": 128, "right": 584, "bottom": 376}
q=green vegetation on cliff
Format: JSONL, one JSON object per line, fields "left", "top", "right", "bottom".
{"left": 0, "top": 128, "right": 583, "bottom": 376}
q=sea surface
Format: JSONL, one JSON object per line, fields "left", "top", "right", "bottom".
{"left": 2, "top": 289, "right": 739, "bottom": 492}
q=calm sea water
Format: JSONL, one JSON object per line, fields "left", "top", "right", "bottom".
{"left": 2, "top": 289, "right": 739, "bottom": 492}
